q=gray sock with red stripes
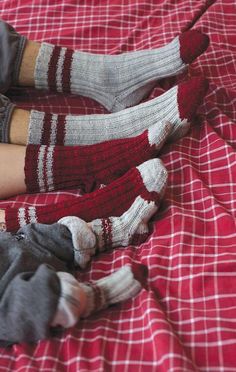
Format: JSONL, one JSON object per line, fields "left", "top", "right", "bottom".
{"left": 34, "top": 30, "right": 209, "bottom": 112}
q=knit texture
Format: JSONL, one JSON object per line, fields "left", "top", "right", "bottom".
{"left": 0, "top": 93, "right": 15, "bottom": 143}
{"left": 6, "top": 158, "right": 167, "bottom": 232}
{"left": 81, "top": 266, "right": 142, "bottom": 317}
{"left": 28, "top": 77, "right": 208, "bottom": 146}
{"left": 59, "top": 195, "right": 158, "bottom": 268}
{"left": 24, "top": 121, "right": 171, "bottom": 193}
{"left": 34, "top": 30, "right": 209, "bottom": 112}
{"left": 91, "top": 196, "right": 158, "bottom": 249}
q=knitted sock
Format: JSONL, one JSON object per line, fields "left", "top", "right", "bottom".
{"left": 51, "top": 266, "right": 142, "bottom": 328}
{"left": 80, "top": 266, "right": 142, "bottom": 317}
{"left": 34, "top": 30, "right": 209, "bottom": 112}
{"left": 59, "top": 195, "right": 158, "bottom": 268}
{"left": 5, "top": 158, "right": 167, "bottom": 232}
{"left": 24, "top": 121, "right": 171, "bottom": 193}
{"left": 28, "top": 77, "right": 208, "bottom": 146}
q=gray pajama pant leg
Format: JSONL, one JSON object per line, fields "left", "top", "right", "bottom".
{"left": 0, "top": 222, "right": 75, "bottom": 345}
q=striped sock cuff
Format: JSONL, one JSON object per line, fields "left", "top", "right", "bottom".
{"left": 34, "top": 42, "right": 74, "bottom": 92}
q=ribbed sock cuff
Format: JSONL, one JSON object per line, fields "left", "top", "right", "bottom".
{"left": 0, "top": 94, "right": 15, "bottom": 143}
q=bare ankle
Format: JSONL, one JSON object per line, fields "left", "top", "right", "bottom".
{"left": 9, "top": 108, "right": 30, "bottom": 145}
{"left": 18, "top": 40, "right": 41, "bottom": 86}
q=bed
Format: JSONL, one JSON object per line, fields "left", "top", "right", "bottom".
{"left": 0, "top": 0, "right": 236, "bottom": 370}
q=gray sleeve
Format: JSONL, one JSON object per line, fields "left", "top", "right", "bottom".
{"left": 0, "top": 264, "right": 61, "bottom": 346}
{"left": 0, "top": 20, "right": 27, "bottom": 93}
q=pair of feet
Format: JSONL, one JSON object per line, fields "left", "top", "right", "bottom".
{"left": 0, "top": 20, "right": 209, "bottom": 146}
{"left": 1, "top": 22, "right": 209, "bottom": 247}
{"left": 0, "top": 22, "right": 209, "bottom": 198}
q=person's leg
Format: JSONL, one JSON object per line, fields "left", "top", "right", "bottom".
{"left": 0, "top": 143, "right": 26, "bottom": 199}
{"left": 20, "top": 31, "right": 208, "bottom": 112}
{"left": 59, "top": 194, "right": 158, "bottom": 268}
{"left": 0, "top": 121, "right": 170, "bottom": 198}
{"left": 9, "top": 108, "right": 30, "bottom": 145}
{"left": 1, "top": 77, "right": 208, "bottom": 146}
{"left": 4, "top": 158, "right": 167, "bottom": 232}
{"left": 18, "top": 40, "right": 40, "bottom": 86}
{"left": 0, "top": 20, "right": 209, "bottom": 112}
{"left": 24, "top": 121, "right": 170, "bottom": 194}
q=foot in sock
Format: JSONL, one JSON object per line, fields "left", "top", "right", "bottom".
{"left": 80, "top": 266, "right": 142, "bottom": 317}
{"left": 24, "top": 121, "right": 171, "bottom": 193}
{"left": 33, "top": 30, "right": 209, "bottom": 112}
{"left": 0, "top": 77, "right": 209, "bottom": 146}
{"left": 5, "top": 158, "right": 168, "bottom": 232}
{"left": 52, "top": 266, "right": 142, "bottom": 328}
{"left": 59, "top": 194, "right": 158, "bottom": 268}
{"left": 0, "top": 19, "right": 209, "bottom": 112}
{"left": 29, "top": 77, "right": 208, "bottom": 144}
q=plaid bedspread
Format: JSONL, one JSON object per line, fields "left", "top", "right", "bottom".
{"left": 0, "top": 0, "right": 236, "bottom": 370}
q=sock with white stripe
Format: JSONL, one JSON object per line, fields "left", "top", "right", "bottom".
{"left": 34, "top": 30, "right": 209, "bottom": 112}
{"left": 24, "top": 121, "right": 170, "bottom": 193}
{"left": 6, "top": 158, "right": 167, "bottom": 232}
{"left": 28, "top": 77, "right": 208, "bottom": 146}
{"left": 59, "top": 194, "right": 158, "bottom": 268}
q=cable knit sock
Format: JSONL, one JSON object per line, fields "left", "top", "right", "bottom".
{"left": 59, "top": 195, "right": 158, "bottom": 268}
{"left": 24, "top": 121, "right": 171, "bottom": 193}
{"left": 28, "top": 77, "right": 209, "bottom": 146}
{"left": 80, "top": 266, "right": 142, "bottom": 317}
{"left": 5, "top": 158, "right": 167, "bottom": 232}
{"left": 34, "top": 30, "right": 209, "bottom": 112}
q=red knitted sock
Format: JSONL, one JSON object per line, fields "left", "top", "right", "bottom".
{"left": 6, "top": 158, "right": 167, "bottom": 232}
{"left": 24, "top": 121, "right": 171, "bottom": 193}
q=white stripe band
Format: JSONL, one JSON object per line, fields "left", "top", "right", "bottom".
{"left": 46, "top": 146, "right": 55, "bottom": 191}
{"left": 56, "top": 47, "right": 67, "bottom": 92}
{"left": 50, "top": 115, "right": 58, "bottom": 145}
{"left": 38, "top": 146, "right": 46, "bottom": 192}
{"left": 28, "top": 207, "right": 38, "bottom": 224}
{"left": 18, "top": 208, "right": 27, "bottom": 228}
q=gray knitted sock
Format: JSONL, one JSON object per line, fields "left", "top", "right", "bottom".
{"left": 28, "top": 77, "right": 209, "bottom": 146}
{"left": 34, "top": 30, "right": 209, "bottom": 112}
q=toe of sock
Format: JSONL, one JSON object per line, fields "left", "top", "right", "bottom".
{"left": 178, "top": 77, "right": 209, "bottom": 121}
{"left": 179, "top": 29, "right": 209, "bottom": 64}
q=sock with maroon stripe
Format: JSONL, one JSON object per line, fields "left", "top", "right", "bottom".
{"left": 58, "top": 194, "right": 158, "bottom": 268}
{"left": 34, "top": 30, "right": 209, "bottom": 112}
{"left": 52, "top": 266, "right": 142, "bottom": 327}
{"left": 28, "top": 77, "right": 209, "bottom": 146}
{"left": 5, "top": 158, "right": 167, "bottom": 232}
{"left": 80, "top": 266, "right": 142, "bottom": 317}
{"left": 24, "top": 121, "right": 171, "bottom": 193}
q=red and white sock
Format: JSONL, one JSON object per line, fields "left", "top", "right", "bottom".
{"left": 59, "top": 195, "right": 158, "bottom": 268}
{"left": 80, "top": 266, "right": 142, "bottom": 317}
{"left": 52, "top": 266, "right": 142, "bottom": 328}
{"left": 34, "top": 30, "right": 209, "bottom": 112}
{"left": 6, "top": 158, "right": 167, "bottom": 232}
{"left": 24, "top": 121, "right": 171, "bottom": 193}
{"left": 28, "top": 77, "right": 209, "bottom": 146}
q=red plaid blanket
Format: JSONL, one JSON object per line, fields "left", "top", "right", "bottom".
{"left": 0, "top": 0, "right": 236, "bottom": 370}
